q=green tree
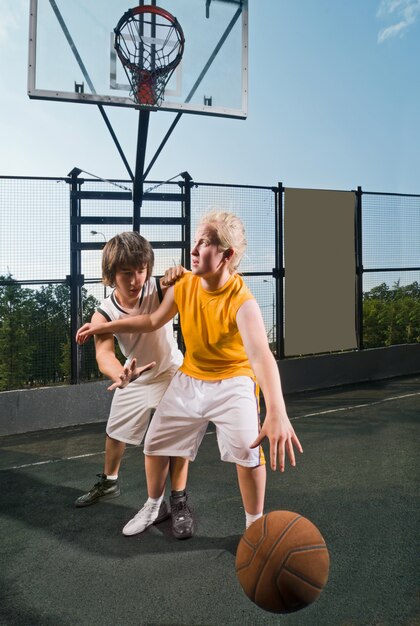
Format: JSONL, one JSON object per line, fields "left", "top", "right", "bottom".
{"left": 74, "top": 288, "right": 101, "bottom": 382}
{"left": 0, "top": 274, "right": 36, "bottom": 390}
{"left": 0, "top": 275, "right": 101, "bottom": 390}
{"left": 363, "top": 281, "right": 420, "bottom": 348}
{"left": 29, "top": 284, "right": 71, "bottom": 384}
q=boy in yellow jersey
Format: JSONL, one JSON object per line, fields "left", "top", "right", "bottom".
{"left": 77, "top": 211, "right": 303, "bottom": 535}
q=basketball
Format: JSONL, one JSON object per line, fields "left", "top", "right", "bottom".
{"left": 235, "top": 510, "right": 330, "bottom": 614}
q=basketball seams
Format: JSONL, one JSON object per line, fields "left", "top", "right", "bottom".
{"left": 281, "top": 568, "right": 325, "bottom": 592}
{"left": 236, "top": 514, "right": 301, "bottom": 573}
{"left": 280, "top": 546, "right": 329, "bottom": 591}
{"left": 252, "top": 514, "right": 302, "bottom": 600}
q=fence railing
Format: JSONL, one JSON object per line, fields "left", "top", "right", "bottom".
{"left": 0, "top": 175, "right": 419, "bottom": 391}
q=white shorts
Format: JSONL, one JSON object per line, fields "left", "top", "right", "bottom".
{"left": 144, "top": 371, "right": 265, "bottom": 467}
{"left": 106, "top": 365, "right": 179, "bottom": 446}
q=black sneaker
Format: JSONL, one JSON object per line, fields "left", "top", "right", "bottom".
{"left": 170, "top": 492, "right": 194, "bottom": 539}
{"left": 75, "top": 474, "right": 120, "bottom": 508}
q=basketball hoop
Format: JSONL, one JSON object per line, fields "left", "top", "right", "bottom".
{"left": 114, "top": 5, "right": 185, "bottom": 107}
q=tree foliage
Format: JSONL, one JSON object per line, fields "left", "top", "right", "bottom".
{"left": 0, "top": 274, "right": 100, "bottom": 391}
{"left": 363, "top": 281, "right": 420, "bottom": 348}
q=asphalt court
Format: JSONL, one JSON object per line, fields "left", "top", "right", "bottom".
{"left": 0, "top": 375, "right": 419, "bottom": 626}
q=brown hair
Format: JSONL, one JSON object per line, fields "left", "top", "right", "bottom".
{"left": 101, "top": 232, "right": 154, "bottom": 287}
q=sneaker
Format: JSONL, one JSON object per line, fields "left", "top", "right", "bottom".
{"left": 75, "top": 473, "right": 120, "bottom": 508}
{"left": 122, "top": 500, "right": 170, "bottom": 537}
{"left": 170, "top": 493, "right": 194, "bottom": 540}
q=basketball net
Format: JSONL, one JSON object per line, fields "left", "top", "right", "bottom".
{"left": 114, "top": 5, "right": 185, "bottom": 107}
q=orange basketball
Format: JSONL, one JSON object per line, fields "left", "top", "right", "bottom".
{"left": 235, "top": 510, "right": 330, "bottom": 614}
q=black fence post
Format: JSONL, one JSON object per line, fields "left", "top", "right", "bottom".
{"left": 67, "top": 168, "right": 84, "bottom": 384}
{"left": 133, "top": 110, "right": 150, "bottom": 232}
{"left": 274, "top": 182, "right": 285, "bottom": 359}
{"left": 180, "top": 171, "right": 192, "bottom": 270}
{"left": 355, "top": 185, "right": 364, "bottom": 350}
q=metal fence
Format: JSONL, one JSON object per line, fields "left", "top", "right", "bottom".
{"left": 0, "top": 175, "right": 419, "bottom": 391}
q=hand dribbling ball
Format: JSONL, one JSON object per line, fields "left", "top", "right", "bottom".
{"left": 235, "top": 510, "right": 330, "bottom": 614}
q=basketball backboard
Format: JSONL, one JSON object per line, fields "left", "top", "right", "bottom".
{"left": 28, "top": 0, "right": 248, "bottom": 119}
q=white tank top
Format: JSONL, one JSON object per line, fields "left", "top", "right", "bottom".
{"left": 98, "top": 277, "right": 182, "bottom": 382}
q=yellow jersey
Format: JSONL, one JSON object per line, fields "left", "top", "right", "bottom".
{"left": 174, "top": 272, "right": 255, "bottom": 381}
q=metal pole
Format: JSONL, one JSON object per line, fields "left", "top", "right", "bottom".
{"left": 133, "top": 110, "right": 150, "bottom": 232}
{"left": 180, "top": 171, "right": 192, "bottom": 270}
{"left": 67, "top": 168, "right": 84, "bottom": 384}
{"left": 275, "top": 182, "right": 285, "bottom": 359}
{"left": 272, "top": 290, "right": 275, "bottom": 344}
{"left": 355, "top": 186, "right": 364, "bottom": 350}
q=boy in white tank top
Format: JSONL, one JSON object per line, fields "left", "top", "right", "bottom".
{"left": 75, "top": 232, "right": 194, "bottom": 540}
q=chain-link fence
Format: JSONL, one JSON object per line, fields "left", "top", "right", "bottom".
{"left": 361, "top": 191, "right": 420, "bottom": 349}
{"left": 1, "top": 175, "right": 419, "bottom": 391}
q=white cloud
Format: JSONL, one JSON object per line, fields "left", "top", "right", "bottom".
{"left": 377, "top": 0, "right": 420, "bottom": 42}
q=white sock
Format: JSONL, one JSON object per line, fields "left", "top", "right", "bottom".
{"left": 147, "top": 494, "right": 164, "bottom": 507}
{"left": 245, "top": 511, "right": 263, "bottom": 529}
{"left": 106, "top": 474, "right": 118, "bottom": 481}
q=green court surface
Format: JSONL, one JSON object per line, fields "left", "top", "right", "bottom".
{"left": 0, "top": 375, "right": 419, "bottom": 626}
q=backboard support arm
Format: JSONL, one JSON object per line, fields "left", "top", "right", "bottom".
{"left": 48, "top": 0, "right": 134, "bottom": 180}
{"left": 144, "top": 5, "right": 243, "bottom": 179}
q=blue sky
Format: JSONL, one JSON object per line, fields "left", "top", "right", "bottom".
{"left": 0, "top": 0, "right": 419, "bottom": 194}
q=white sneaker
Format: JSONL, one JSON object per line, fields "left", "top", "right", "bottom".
{"left": 122, "top": 500, "right": 170, "bottom": 536}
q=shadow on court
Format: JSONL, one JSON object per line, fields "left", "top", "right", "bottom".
{"left": 0, "top": 375, "right": 419, "bottom": 626}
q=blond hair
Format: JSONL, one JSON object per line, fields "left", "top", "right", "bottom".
{"left": 101, "top": 232, "right": 154, "bottom": 287}
{"left": 198, "top": 210, "right": 247, "bottom": 274}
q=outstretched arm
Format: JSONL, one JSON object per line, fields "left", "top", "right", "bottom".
{"left": 76, "top": 285, "right": 178, "bottom": 344}
{"left": 236, "top": 299, "right": 303, "bottom": 472}
{"left": 91, "top": 311, "right": 156, "bottom": 390}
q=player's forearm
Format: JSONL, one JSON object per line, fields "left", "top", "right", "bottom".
{"left": 251, "top": 352, "right": 287, "bottom": 418}
{"left": 96, "top": 352, "right": 125, "bottom": 382}
{"left": 99, "top": 314, "right": 155, "bottom": 334}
